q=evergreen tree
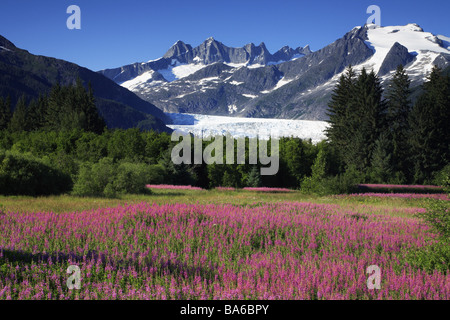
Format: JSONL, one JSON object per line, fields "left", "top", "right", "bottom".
{"left": 45, "top": 81, "right": 106, "bottom": 133}
{"left": 26, "top": 95, "right": 48, "bottom": 131}
{"left": 85, "top": 82, "right": 106, "bottom": 134}
{"left": 346, "top": 68, "right": 387, "bottom": 172}
{"left": 46, "top": 83, "right": 63, "bottom": 130}
{"left": 8, "top": 95, "right": 28, "bottom": 132}
{"left": 386, "top": 65, "right": 412, "bottom": 176}
{"left": 370, "top": 132, "right": 394, "bottom": 183}
{"left": 409, "top": 65, "right": 450, "bottom": 182}
{"left": 0, "top": 96, "right": 12, "bottom": 130}
{"left": 301, "top": 146, "right": 328, "bottom": 194}
{"left": 247, "top": 166, "right": 262, "bottom": 187}
{"left": 325, "top": 65, "right": 356, "bottom": 166}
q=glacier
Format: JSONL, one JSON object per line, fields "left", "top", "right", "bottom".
{"left": 166, "top": 113, "right": 329, "bottom": 143}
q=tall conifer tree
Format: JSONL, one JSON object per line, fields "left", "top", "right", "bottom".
{"left": 409, "top": 65, "right": 450, "bottom": 182}
{"left": 385, "top": 65, "right": 412, "bottom": 179}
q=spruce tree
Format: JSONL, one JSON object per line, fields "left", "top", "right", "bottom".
{"left": 85, "top": 82, "right": 106, "bottom": 134}
{"left": 46, "top": 83, "right": 63, "bottom": 130}
{"left": 325, "top": 65, "right": 356, "bottom": 166}
{"left": 26, "top": 95, "right": 48, "bottom": 131}
{"left": 370, "top": 132, "right": 394, "bottom": 183}
{"left": 247, "top": 166, "right": 262, "bottom": 187}
{"left": 8, "top": 95, "right": 28, "bottom": 132}
{"left": 0, "top": 96, "right": 12, "bottom": 130}
{"left": 409, "top": 65, "right": 450, "bottom": 182}
{"left": 347, "top": 68, "right": 387, "bottom": 172}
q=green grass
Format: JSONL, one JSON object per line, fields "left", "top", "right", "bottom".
{"left": 0, "top": 189, "right": 437, "bottom": 217}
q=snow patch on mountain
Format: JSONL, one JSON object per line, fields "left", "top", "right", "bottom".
{"left": 261, "top": 77, "right": 295, "bottom": 94}
{"left": 228, "top": 105, "right": 238, "bottom": 114}
{"left": 121, "top": 70, "right": 158, "bottom": 90}
{"left": 361, "top": 24, "right": 449, "bottom": 74}
{"left": 158, "top": 61, "right": 207, "bottom": 82}
{"left": 0, "top": 46, "right": 11, "bottom": 52}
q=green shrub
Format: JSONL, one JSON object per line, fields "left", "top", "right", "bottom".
{"left": 0, "top": 150, "right": 72, "bottom": 196}
{"left": 406, "top": 200, "right": 450, "bottom": 274}
{"left": 302, "top": 165, "right": 363, "bottom": 196}
{"left": 113, "top": 162, "right": 151, "bottom": 195}
{"left": 146, "top": 164, "right": 166, "bottom": 185}
{"left": 406, "top": 241, "right": 450, "bottom": 274}
{"left": 72, "top": 158, "right": 117, "bottom": 197}
{"left": 417, "top": 200, "right": 450, "bottom": 240}
{"left": 72, "top": 158, "right": 155, "bottom": 197}
{"left": 433, "top": 164, "right": 450, "bottom": 195}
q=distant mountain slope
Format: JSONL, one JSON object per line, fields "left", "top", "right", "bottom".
{"left": 100, "top": 24, "right": 450, "bottom": 120}
{"left": 0, "top": 35, "right": 170, "bottom": 132}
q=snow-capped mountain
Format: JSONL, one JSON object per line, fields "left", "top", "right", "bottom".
{"left": 99, "top": 24, "right": 450, "bottom": 121}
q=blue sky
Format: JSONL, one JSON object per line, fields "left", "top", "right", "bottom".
{"left": 1, "top": 0, "right": 449, "bottom": 71}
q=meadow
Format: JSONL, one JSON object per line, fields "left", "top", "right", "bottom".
{"left": 0, "top": 189, "right": 449, "bottom": 300}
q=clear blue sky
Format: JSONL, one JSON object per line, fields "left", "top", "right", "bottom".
{"left": 1, "top": 0, "right": 449, "bottom": 71}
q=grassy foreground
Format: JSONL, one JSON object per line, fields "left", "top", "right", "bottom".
{"left": 0, "top": 189, "right": 434, "bottom": 217}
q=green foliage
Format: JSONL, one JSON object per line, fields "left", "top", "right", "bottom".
{"left": 247, "top": 166, "right": 262, "bottom": 187}
{"left": 72, "top": 158, "right": 156, "bottom": 198}
{"left": 323, "top": 165, "right": 364, "bottom": 195}
{"left": 326, "top": 67, "right": 388, "bottom": 174}
{"left": 113, "top": 162, "right": 153, "bottom": 195}
{"left": 3, "top": 81, "right": 106, "bottom": 134}
{"left": 407, "top": 200, "right": 450, "bottom": 274}
{"left": 433, "top": 164, "right": 450, "bottom": 195}
{"left": 8, "top": 95, "right": 28, "bottom": 132}
{"left": 325, "top": 64, "right": 449, "bottom": 186}
{"left": 301, "top": 146, "right": 327, "bottom": 195}
{"left": 409, "top": 66, "right": 450, "bottom": 183}
{"left": 0, "top": 150, "right": 72, "bottom": 196}
{"left": 417, "top": 200, "right": 450, "bottom": 240}
{"left": 0, "top": 96, "right": 12, "bottom": 130}
{"left": 325, "top": 65, "right": 356, "bottom": 167}
{"left": 45, "top": 80, "right": 106, "bottom": 134}
{"left": 369, "top": 132, "right": 394, "bottom": 183}
{"left": 72, "top": 158, "right": 117, "bottom": 197}
{"left": 386, "top": 65, "right": 412, "bottom": 175}
{"left": 406, "top": 241, "right": 450, "bottom": 275}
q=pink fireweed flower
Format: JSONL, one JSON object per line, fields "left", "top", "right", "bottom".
{"left": 344, "top": 193, "right": 449, "bottom": 201}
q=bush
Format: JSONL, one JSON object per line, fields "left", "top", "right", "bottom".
{"left": 433, "top": 164, "right": 450, "bottom": 195}
{"left": 113, "top": 162, "right": 152, "bottom": 195}
{"left": 406, "top": 200, "right": 450, "bottom": 274}
{"left": 147, "top": 164, "right": 166, "bottom": 185}
{"left": 406, "top": 241, "right": 450, "bottom": 274}
{"left": 72, "top": 158, "right": 154, "bottom": 197}
{"left": 72, "top": 158, "right": 116, "bottom": 197}
{"left": 302, "top": 165, "right": 363, "bottom": 195}
{"left": 0, "top": 150, "right": 72, "bottom": 196}
{"left": 416, "top": 200, "right": 450, "bottom": 240}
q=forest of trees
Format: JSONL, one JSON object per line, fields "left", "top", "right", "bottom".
{"left": 326, "top": 64, "right": 449, "bottom": 185}
{"left": 0, "top": 66, "right": 449, "bottom": 197}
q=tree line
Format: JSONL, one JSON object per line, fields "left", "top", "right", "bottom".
{"left": 326, "top": 64, "right": 449, "bottom": 185}
{"left": 0, "top": 79, "right": 105, "bottom": 134}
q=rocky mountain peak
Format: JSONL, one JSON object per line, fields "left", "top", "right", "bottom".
{"left": 163, "top": 40, "right": 192, "bottom": 59}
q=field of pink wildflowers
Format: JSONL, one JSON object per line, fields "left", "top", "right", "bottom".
{"left": 0, "top": 201, "right": 448, "bottom": 300}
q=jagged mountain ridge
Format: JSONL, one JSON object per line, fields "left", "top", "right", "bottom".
{"left": 99, "top": 38, "right": 311, "bottom": 87}
{"left": 99, "top": 24, "right": 450, "bottom": 121}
